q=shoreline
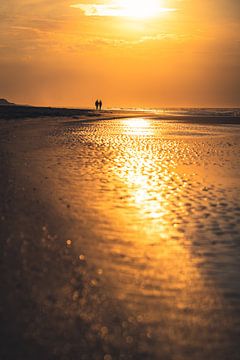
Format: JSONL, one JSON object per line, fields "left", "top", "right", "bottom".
{"left": 1, "top": 105, "right": 240, "bottom": 124}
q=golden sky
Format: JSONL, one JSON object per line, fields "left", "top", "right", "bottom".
{"left": 0, "top": 0, "right": 239, "bottom": 107}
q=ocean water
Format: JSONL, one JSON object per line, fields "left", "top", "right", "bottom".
{"left": 113, "top": 107, "right": 240, "bottom": 117}
{"left": 154, "top": 108, "right": 240, "bottom": 117}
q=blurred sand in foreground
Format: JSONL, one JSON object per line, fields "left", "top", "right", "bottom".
{"left": 1, "top": 110, "right": 240, "bottom": 359}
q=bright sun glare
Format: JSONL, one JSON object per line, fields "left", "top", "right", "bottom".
{"left": 71, "top": 0, "right": 176, "bottom": 19}
{"left": 117, "top": 0, "right": 165, "bottom": 18}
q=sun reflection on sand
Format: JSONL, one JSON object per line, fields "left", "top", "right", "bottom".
{"left": 121, "top": 117, "right": 154, "bottom": 136}
{"left": 89, "top": 120, "right": 224, "bottom": 353}
{"left": 14, "top": 117, "right": 236, "bottom": 358}
{"left": 92, "top": 118, "right": 202, "bottom": 277}
{"left": 113, "top": 118, "right": 183, "bottom": 237}
{"left": 49, "top": 119, "right": 224, "bottom": 319}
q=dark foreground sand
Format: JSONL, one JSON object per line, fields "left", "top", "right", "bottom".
{"left": 1, "top": 109, "right": 240, "bottom": 359}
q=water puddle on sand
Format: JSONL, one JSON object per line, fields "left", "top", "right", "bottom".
{"left": 13, "top": 117, "right": 240, "bottom": 359}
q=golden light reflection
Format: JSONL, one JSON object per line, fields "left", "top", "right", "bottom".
{"left": 122, "top": 118, "right": 154, "bottom": 136}
{"left": 43, "top": 118, "right": 223, "bottom": 354}
{"left": 114, "top": 118, "right": 186, "bottom": 239}
{"left": 97, "top": 119, "right": 219, "bottom": 334}
{"left": 125, "top": 118, "right": 149, "bottom": 128}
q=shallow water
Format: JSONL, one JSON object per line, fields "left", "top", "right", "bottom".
{"left": 2, "top": 117, "right": 240, "bottom": 359}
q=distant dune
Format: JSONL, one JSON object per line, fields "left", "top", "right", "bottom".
{"left": 0, "top": 104, "right": 105, "bottom": 120}
{"left": 0, "top": 105, "right": 144, "bottom": 121}
{"left": 0, "top": 98, "right": 15, "bottom": 106}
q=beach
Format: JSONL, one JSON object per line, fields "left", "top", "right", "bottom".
{"left": 1, "top": 109, "right": 240, "bottom": 359}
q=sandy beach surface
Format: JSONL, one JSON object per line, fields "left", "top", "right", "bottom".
{"left": 1, "top": 109, "right": 240, "bottom": 359}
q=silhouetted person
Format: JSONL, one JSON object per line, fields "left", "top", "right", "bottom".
{"left": 95, "top": 99, "right": 99, "bottom": 110}
{"left": 99, "top": 100, "right": 102, "bottom": 110}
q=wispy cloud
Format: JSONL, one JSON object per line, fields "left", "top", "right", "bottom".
{"left": 71, "top": 3, "right": 121, "bottom": 17}
{"left": 71, "top": 1, "right": 176, "bottom": 17}
{"left": 71, "top": 32, "right": 187, "bottom": 51}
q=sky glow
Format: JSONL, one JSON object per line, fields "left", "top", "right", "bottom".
{"left": 0, "top": 0, "right": 239, "bottom": 107}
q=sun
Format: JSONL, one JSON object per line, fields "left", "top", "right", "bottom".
{"left": 118, "top": 0, "right": 165, "bottom": 19}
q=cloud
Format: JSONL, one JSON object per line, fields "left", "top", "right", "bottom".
{"left": 70, "top": 1, "right": 176, "bottom": 17}
{"left": 71, "top": 3, "right": 121, "bottom": 16}
{"left": 71, "top": 32, "right": 187, "bottom": 51}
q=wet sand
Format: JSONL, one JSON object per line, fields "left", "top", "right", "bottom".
{"left": 1, "top": 112, "right": 240, "bottom": 359}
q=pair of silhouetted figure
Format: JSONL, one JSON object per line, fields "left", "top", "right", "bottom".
{"left": 95, "top": 99, "right": 102, "bottom": 110}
